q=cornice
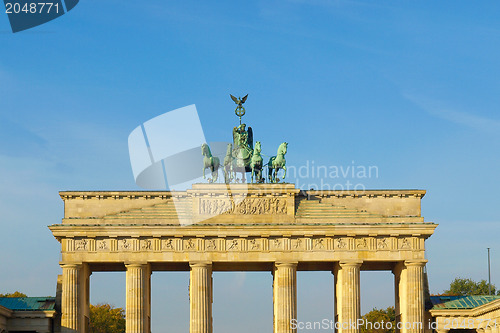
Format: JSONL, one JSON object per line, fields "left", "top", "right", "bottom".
{"left": 49, "top": 222, "right": 437, "bottom": 238}
{"left": 59, "top": 189, "right": 426, "bottom": 200}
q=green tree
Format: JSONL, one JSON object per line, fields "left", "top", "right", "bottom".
{"left": 89, "top": 303, "right": 125, "bottom": 333}
{"left": 360, "top": 306, "right": 396, "bottom": 333}
{"left": 0, "top": 291, "right": 27, "bottom": 297}
{"left": 444, "top": 278, "right": 498, "bottom": 296}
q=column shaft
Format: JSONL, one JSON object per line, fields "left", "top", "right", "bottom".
{"left": 334, "top": 261, "right": 362, "bottom": 333}
{"left": 61, "top": 263, "right": 90, "bottom": 333}
{"left": 399, "top": 261, "right": 426, "bottom": 333}
{"left": 126, "top": 264, "right": 150, "bottom": 333}
{"left": 61, "top": 264, "right": 81, "bottom": 333}
{"left": 190, "top": 262, "right": 212, "bottom": 333}
{"left": 273, "top": 262, "right": 297, "bottom": 333}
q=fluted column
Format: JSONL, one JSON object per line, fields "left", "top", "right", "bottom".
{"left": 334, "top": 261, "right": 362, "bottom": 333}
{"left": 398, "top": 260, "right": 426, "bottom": 333}
{"left": 126, "top": 263, "right": 150, "bottom": 333}
{"left": 273, "top": 262, "right": 297, "bottom": 333}
{"left": 189, "top": 262, "right": 213, "bottom": 333}
{"left": 61, "top": 264, "right": 81, "bottom": 333}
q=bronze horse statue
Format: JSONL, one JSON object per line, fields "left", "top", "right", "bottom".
{"left": 268, "top": 142, "right": 287, "bottom": 183}
{"left": 250, "top": 141, "right": 264, "bottom": 183}
{"left": 201, "top": 143, "right": 220, "bottom": 182}
{"left": 223, "top": 143, "right": 234, "bottom": 183}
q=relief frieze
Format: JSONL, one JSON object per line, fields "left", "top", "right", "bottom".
{"left": 97, "top": 239, "right": 109, "bottom": 251}
{"left": 119, "top": 239, "right": 132, "bottom": 251}
{"left": 399, "top": 238, "right": 412, "bottom": 250}
{"left": 313, "top": 238, "right": 325, "bottom": 250}
{"left": 226, "top": 239, "right": 240, "bottom": 251}
{"left": 356, "top": 238, "right": 368, "bottom": 250}
{"left": 248, "top": 238, "right": 261, "bottom": 251}
{"left": 377, "top": 238, "right": 389, "bottom": 250}
{"left": 184, "top": 239, "right": 196, "bottom": 251}
{"left": 162, "top": 238, "right": 175, "bottom": 251}
{"left": 75, "top": 239, "right": 88, "bottom": 251}
{"left": 291, "top": 238, "right": 303, "bottom": 250}
{"left": 336, "top": 238, "right": 348, "bottom": 250}
{"left": 206, "top": 239, "right": 217, "bottom": 251}
{"left": 66, "top": 235, "right": 422, "bottom": 254}
{"left": 141, "top": 239, "right": 152, "bottom": 251}
{"left": 270, "top": 238, "right": 283, "bottom": 251}
{"left": 199, "top": 197, "right": 287, "bottom": 215}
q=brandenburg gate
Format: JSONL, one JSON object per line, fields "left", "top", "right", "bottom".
{"left": 49, "top": 183, "right": 436, "bottom": 333}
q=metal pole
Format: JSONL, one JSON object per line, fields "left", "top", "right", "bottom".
{"left": 488, "top": 248, "right": 491, "bottom": 295}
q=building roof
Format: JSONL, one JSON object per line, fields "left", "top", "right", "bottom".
{"left": 0, "top": 297, "right": 56, "bottom": 311}
{"left": 431, "top": 295, "right": 500, "bottom": 310}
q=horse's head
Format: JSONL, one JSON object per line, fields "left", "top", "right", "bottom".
{"left": 254, "top": 141, "right": 261, "bottom": 153}
{"left": 278, "top": 142, "right": 288, "bottom": 155}
{"left": 201, "top": 143, "right": 210, "bottom": 156}
{"left": 226, "top": 143, "right": 233, "bottom": 154}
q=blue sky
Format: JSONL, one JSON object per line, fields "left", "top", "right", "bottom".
{"left": 1, "top": 1, "right": 499, "bottom": 332}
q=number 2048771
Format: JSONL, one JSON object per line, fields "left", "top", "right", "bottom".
{"left": 5, "top": 2, "right": 60, "bottom": 14}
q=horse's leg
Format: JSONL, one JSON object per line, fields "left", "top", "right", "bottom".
{"left": 251, "top": 167, "right": 254, "bottom": 183}
{"left": 214, "top": 159, "right": 220, "bottom": 182}
{"left": 283, "top": 165, "right": 287, "bottom": 180}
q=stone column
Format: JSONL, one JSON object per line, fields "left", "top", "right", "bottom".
{"left": 61, "top": 263, "right": 90, "bottom": 333}
{"left": 61, "top": 264, "right": 80, "bottom": 333}
{"left": 334, "top": 261, "right": 362, "bottom": 333}
{"left": 189, "top": 262, "right": 213, "bottom": 333}
{"left": 273, "top": 262, "right": 297, "bottom": 333}
{"left": 393, "top": 263, "right": 404, "bottom": 332}
{"left": 126, "top": 263, "right": 151, "bottom": 333}
{"left": 396, "top": 260, "right": 426, "bottom": 333}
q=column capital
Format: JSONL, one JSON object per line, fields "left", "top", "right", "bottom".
{"left": 189, "top": 261, "right": 212, "bottom": 268}
{"left": 404, "top": 260, "right": 427, "bottom": 267}
{"left": 339, "top": 260, "right": 363, "bottom": 268}
{"left": 125, "top": 262, "right": 149, "bottom": 268}
{"left": 275, "top": 261, "right": 298, "bottom": 268}
{"left": 60, "top": 262, "right": 82, "bottom": 268}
